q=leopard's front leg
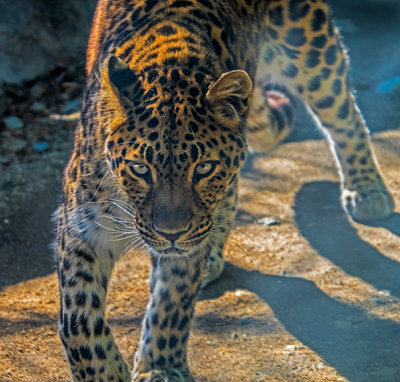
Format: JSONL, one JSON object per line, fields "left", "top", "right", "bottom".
{"left": 132, "top": 255, "right": 206, "bottom": 382}
{"left": 56, "top": 208, "right": 131, "bottom": 382}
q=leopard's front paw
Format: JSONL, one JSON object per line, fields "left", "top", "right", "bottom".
{"left": 132, "top": 369, "right": 194, "bottom": 382}
{"left": 341, "top": 183, "right": 394, "bottom": 221}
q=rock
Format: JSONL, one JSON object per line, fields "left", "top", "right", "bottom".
{"left": 63, "top": 97, "right": 82, "bottom": 113}
{"left": 30, "top": 83, "right": 46, "bottom": 98}
{"left": 375, "top": 76, "right": 400, "bottom": 94}
{"left": 61, "top": 81, "right": 82, "bottom": 95}
{"left": 33, "top": 142, "right": 49, "bottom": 152}
{"left": 237, "top": 317, "right": 252, "bottom": 325}
{"left": 8, "top": 138, "right": 27, "bottom": 152}
{"left": 257, "top": 216, "right": 281, "bottom": 226}
{"left": 49, "top": 112, "right": 80, "bottom": 126}
{"left": 30, "top": 102, "right": 46, "bottom": 112}
{"left": 207, "top": 341, "right": 218, "bottom": 346}
{"left": 374, "top": 298, "right": 389, "bottom": 305}
{"left": 3, "top": 116, "right": 23, "bottom": 129}
{"left": 235, "top": 289, "right": 250, "bottom": 297}
{"left": 0, "top": 0, "right": 96, "bottom": 84}
{"left": 60, "top": 93, "right": 70, "bottom": 101}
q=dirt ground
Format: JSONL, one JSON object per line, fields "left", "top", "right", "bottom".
{"left": 1, "top": 1, "right": 400, "bottom": 381}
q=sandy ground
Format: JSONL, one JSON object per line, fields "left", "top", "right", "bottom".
{"left": 1, "top": 131, "right": 400, "bottom": 381}
{"left": 1, "top": 1, "right": 400, "bottom": 381}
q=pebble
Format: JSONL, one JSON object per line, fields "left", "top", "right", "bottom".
{"left": 374, "top": 298, "right": 389, "bottom": 305}
{"left": 49, "top": 112, "right": 80, "bottom": 122}
{"left": 33, "top": 142, "right": 49, "bottom": 152}
{"left": 284, "top": 345, "right": 298, "bottom": 356}
{"left": 257, "top": 216, "right": 281, "bottom": 226}
{"left": 60, "top": 93, "right": 70, "bottom": 101}
{"left": 231, "top": 332, "right": 238, "bottom": 339}
{"left": 378, "top": 290, "right": 391, "bottom": 297}
{"left": 30, "top": 101, "right": 46, "bottom": 112}
{"left": 234, "top": 289, "right": 250, "bottom": 297}
{"left": 30, "top": 83, "right": 45, "bottom": 98}
{"left": 375, "top": 76, "right": 400, "bottom": 94}
{"left": 237, "top": 317, "right": 252, "bottom": 325}
{"left": 3, "top": 116, "right": 23, "bottom": 129}
{"left": 9, "top": 138, "right": 27, "bottom": 152}
{"left": 63, "top": 97, "right": 82, "bottom": 113}
{"left": 62, "top": 81, "right": 81, "bottom": 95}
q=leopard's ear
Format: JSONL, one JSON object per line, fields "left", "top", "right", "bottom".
{"left": 206, "top": 70, "right": 252, "bottom": 128}
{"left": 106, "top": 55, "right": 141, "bottom": 102}
{"left": 100, "top": 56, "right": 142, "bottom": 131}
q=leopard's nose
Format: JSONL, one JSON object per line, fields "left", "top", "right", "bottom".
{"left": 152, "top": 222, "right": 192, "bottom": 242}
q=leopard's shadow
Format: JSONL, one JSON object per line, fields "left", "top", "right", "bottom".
{"left": 294, "top": 181, "right": 400, "bottom": 298}
{"left": 199, "top": 180, "right": 400, "bottom": 381}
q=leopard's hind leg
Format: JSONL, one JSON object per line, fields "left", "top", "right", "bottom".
{"left": 250, "top": 0, "right": 394, "bottom": 221}
{"left": 246, "top": 67, "right": 297, "bottom": 154}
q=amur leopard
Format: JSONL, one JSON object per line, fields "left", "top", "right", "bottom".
{"left": 56, "top": 0, "right": 394, "bottom": 381}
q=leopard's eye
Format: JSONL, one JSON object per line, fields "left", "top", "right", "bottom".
{"left": 130, "top": 163, "right": 149, "bottom": 176}
{"left": 194, "top": 161, "right": 218, "bottom": 181}
{"left": 195, "top": 162, "right": 213, "bottom": 175}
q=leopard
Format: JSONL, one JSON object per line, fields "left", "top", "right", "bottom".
{"left": 55, "top": 0, "right": 395, "bottom": 381}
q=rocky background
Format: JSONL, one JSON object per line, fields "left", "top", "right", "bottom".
{"left": 0, "top": 0, "right": 96, "bottom": 85}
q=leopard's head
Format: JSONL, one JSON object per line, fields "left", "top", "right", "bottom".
{"left": 100, "top": 56, "right": 252, "bottom": 256}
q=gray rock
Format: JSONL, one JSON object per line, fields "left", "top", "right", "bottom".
{"left": 3, "top": 116, "right": 23, "bottom": 129}
{"left": 8, "top": 138, "right": 27, "bottom": 152}
{"left": 237, "top": 317, "right": 252, "bottom": 325}
{"left": 375, "top": 76, "right": 400, "bottom": 94}
{"left": 30, "top": 102, "right": 46, "bottom": 112}
{"left": 63, "top": 97, "right": 82, "bottom": 113}
{"left": 257, "top": 216, "right": 281, "bottom": 226}
{"left": 30, "top": 83, "right": 46, "bottom": 99}
{"left": 0, "top": 0, "right": 96, "bottom": 84}
{"left": 33, "top": 142, "right": 50, "bottom": 152}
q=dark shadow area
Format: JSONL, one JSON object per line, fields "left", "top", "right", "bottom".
{"left": 0, "top": 312, "right": 144, "bottom": 337}
{"left": 363, "top": 212, "right": 400, "bottom": 237}
{"left": 0, "top": 312, "right": 55, "bottom": 336}
{"left": 194, "top": 311, "right": 272, "bottom": 335}
{"left": 294, "top": 181, "right": 400, "bottom": 298}
{"left": 0, "top": 179, "right": 60, "bottom": 289}
{"left": 200, "top": 262, "right": 400, "bottom": 382}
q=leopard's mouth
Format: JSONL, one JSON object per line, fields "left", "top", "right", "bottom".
{"left": 155, "top": 246, "right": 189, "bottom": 256}
{"left": 136, "top": 217, "right": 213, "bottom": 256}
{"left": 145, "top": 235, "right": 210, "bottom": 258}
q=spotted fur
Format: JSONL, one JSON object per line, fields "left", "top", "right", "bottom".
{"left": 56, "top": 1, "right": 394, "bottom": 381}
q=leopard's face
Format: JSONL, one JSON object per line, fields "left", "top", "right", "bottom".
{"left": 102, "top": 56, "right": 252, "bottom": 256}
